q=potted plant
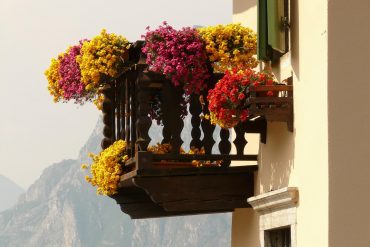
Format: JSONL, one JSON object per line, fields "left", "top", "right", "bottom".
{"left": 142, "top": 21, "right": 210, "bottom": 95}
{"left": 207, "top": 68, "right": 291, "bottom": 129}
{"left": 198, "top": 23, "right": 258, "bottom": 73}
{"left": 45, "top": 29, "right": 131, "bottom": 109}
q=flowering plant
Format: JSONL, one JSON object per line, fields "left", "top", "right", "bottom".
{"left": 142, "top": 22, "right": 210, "bottom": 95}
{"left": 45, "top": 30, "right": 130, "bottom": 109}
{"left": 77, "top": 29, "right": 131, "bottom": 94}
{"left": 83, "top": 140, "right": 128, "bottom": 196}
{"left": 45, "top": 40, "right": 94, "bottom": 104}
{"left": 147, "top": 143, "right": 221, "bottom": 167}
{"left": 198, "top": 23, "right": 258, "bottom": 72}
{"left": 45, "top": 57, "right": 63, "bottom": 103}
{"left": 207, "top": 68, "right": 275, "bottom": 128}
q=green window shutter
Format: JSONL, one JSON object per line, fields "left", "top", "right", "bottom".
{"left": 258, "top": 0, "right": 289, "bottom": 61}
{"left": 267, "top": 0, "right": 287, "bottom": 53}
{"left": 257, "top": 0, "right": 269, "bottom": 61}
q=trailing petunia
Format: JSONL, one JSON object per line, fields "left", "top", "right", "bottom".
{"left": 58, "top": 40, "right": 94, "bottom": 104}
{"left": 142, "top": 22, "right": 210, "bottom": 95}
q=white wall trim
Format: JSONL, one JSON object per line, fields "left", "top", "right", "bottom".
{"left": 247, "top": 187, "right": 299, "bottom": 247}
{"left": 247, "top": 187, "right": 299, "bottom": 213}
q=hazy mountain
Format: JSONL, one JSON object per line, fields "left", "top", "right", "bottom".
{"left": 0, "top": 117, "right": 231, "bottom": 247}
{"left": 0, "top": 175, "right": 24, "bottom": 212}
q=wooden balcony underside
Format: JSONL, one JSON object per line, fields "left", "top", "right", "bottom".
{"left": 111, "top": 152, "right": 257, "bottom": 219}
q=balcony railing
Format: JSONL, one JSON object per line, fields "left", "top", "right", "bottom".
{"left": 99, "top": 42, "right": 292, "bottom": 219}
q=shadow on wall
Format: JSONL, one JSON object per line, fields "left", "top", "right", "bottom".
{"left": 258, "top": 122, "right": 295, "bottom": 194}
{"left": 233, "top": 0, "right": 257, "bottom": 15}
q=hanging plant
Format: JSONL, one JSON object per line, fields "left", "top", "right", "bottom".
{"left": 77, "top": 29, "right": 131, "bottom": 91}
{"left": 142, "top": 21, "right": 210, "bottom": 95}
{"left": 198, "top": 23, "right": 258, "bottom": 72}
{"left": 45, "top": 30, "right": 131, "bottom": 109}
{"left": 82, "top": 140, "right": 129, "bottom": 196}
{"left": 45, "top": 57, "right": 63, "bottom": 103}
{"left": 45, "top": 40, "right": 94, "bottom": 104}
{"left": 207, "top": 68, "right": 275, "bottom": 129}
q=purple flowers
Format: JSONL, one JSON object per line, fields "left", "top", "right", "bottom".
{"left": 142, "top": 22, "right": 210, "bottom": 95}
{"left": 58, "top": 40, "right": 91, "bottom": 103}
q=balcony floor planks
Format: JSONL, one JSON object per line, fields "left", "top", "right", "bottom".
{"left": 111, "top": 162, "right": 256, "bottom": 218}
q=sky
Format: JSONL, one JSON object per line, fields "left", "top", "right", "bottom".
{"left": 0, "top": 0, "right": 232, "bottom": 189}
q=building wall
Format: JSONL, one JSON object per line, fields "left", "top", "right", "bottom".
{"left": 327, "top": 0, "right": 370, "bottom": 246}
{"left": 232, "top": 0, "right": 329, "bottom": 246}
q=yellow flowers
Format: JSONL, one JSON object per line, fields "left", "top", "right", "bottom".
{"left": 83, "top": 140, "right": 128, "bottom": 196}
{"left": 77, "top": 29, "right": 130, "bottom": 93}
{"left": 198, "top": 23, "right": 258, "bottom": 72}
{"left": 44, "top": 30, "right": 130, "bottom": 110}
{"left": 147, "top": 143, "right": 182, "bottom": 154}
{"left": 148, "top": 143, "right": 220, "bottom": 167}
{"left": 45, "top": 57, "right": 63, "bottom": 102}
{"left": 208, "top": 112, "right": 239, "bottom": 129}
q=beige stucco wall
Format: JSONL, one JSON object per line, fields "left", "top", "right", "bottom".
{"left": 232, "top": 208, "right": 260, "bottom": 247}
{"left": 327, "top": 0, "right": 370, "bottom": 246}
{"left": 232, "top": 0, "right": 329, "bottom": 246}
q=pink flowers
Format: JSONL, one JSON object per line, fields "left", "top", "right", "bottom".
{"left": 58, "top": 40, "right": 91, "bottom": 103}
{"left": 142, "top": 22, "right": 210, "bottom": 95}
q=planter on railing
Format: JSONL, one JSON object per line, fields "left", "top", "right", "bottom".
{"left": 247, "top": 78, "right": 293, "bottom": 131}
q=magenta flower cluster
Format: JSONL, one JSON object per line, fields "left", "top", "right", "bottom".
{"left": 142, "top": 22, "right": 210, "bottom": 95}
{"left": 58, "top": 40, "right": 91, "bottom": 103}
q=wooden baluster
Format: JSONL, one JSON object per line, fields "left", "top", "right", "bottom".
{"left": 189, "top": 94, "right": 202, "bottom": 149}
{"left": 135, "top": 70, "right": 152, "bottom": 151}
{"left": 169, "top": 85, "right": 184, "bottom": 154}
{"left": 130, "top": 74, "right": 137, "bottom": 156}
{"left": 233, "top": 123, "right": 247, "bottom": 155}
{"left": 115, "top": 79, "right": 120, "bottom": 140}
{"left": 111, "top": 82, "right": 116, "bottom": 142}
{"left": 120, "top": 76, "right": 126, "bottom": 140}
{"left": 201, "top": 82, "right": 215, "bottom": 154}
{"left": 161, "top": 80, "right": 172, "bottom": 144}
{"left": 101, "top": 85, "right": 114, "bottom": 149}
{"left": 219, "top": 128, "right": 231, "bottom": 167}
{"left": 125, "top": 73, "right": 131, "bottom": 153}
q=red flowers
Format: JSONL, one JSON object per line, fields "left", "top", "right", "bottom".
{"left": 207, "top": 68, "right": 275, "bottom": 128}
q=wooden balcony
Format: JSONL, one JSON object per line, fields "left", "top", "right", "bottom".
{"left": 100, "top": 42, "right": 291, "bottom": 219}
{"left": 111, "top": 152, "right": 257, "bottom": 219}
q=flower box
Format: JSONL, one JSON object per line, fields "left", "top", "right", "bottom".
{"left": 247, "top": 81, "right": 293, "bottom": 131}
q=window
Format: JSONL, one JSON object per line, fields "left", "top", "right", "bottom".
{"left": 247, "top": 187, "right": 298, "bottom": 247}
{"left": 258, "top": 0, "right": 290, "bottom": 61}
{"left": 265, "top": 227, "right": 291, "bottom": 247}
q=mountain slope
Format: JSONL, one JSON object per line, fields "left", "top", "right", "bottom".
{"left": 0, "top": 175, "right": 24, "bottom": 212}
{"left": 0, "top": 118, "right": 231, "bottom": 247}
